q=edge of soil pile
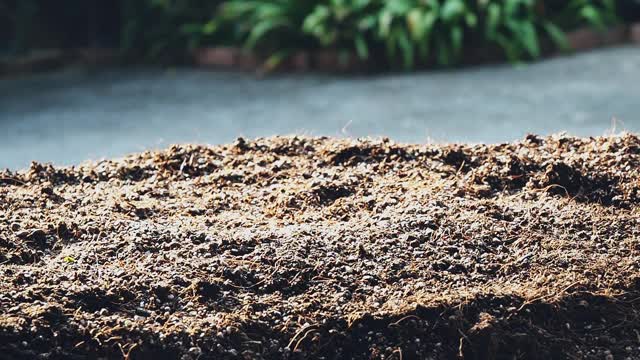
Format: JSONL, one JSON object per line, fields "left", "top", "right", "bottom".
{"left": 1, "top": 133, "right": 640, "bottom": 359}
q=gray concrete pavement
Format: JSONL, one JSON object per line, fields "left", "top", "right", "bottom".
{"left": 1, "top": 45, "right": 639, "bottom": 170}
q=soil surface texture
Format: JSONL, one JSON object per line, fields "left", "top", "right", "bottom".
{"left": 1, "top": 134, "right": 640, "bottom": 360}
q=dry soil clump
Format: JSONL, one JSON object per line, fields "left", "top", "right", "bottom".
{"left": 1, "top": 134, "right": 640, "bottom": 359}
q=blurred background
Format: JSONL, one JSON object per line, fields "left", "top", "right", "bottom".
{"left": 2, "top": 0, "right": 640, "bottom": 169}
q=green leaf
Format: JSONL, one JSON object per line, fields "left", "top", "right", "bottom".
{"left": 543, "top": 22, "right": 568, "bottom": 51}
{"left": 358, "top": 15, "right": 378, "bottom": 31}
{"left": 202, "top": 21, "right": 219, "bottom": 35}
{"left": 354, "top": 0, "right": 372, "bottom": 9}
{"left": 417, "top": 11, "right": 437, "bottom": 59}
{"left": 256, "top": 4, "right": 286, "bottom": 19}
{"left": 486, "top": 3, "right": 501, "bottom": 39}
{"left": 354, "top": 34, "right": 369, "bottom": 59}
{"left": 423, "top": 11, "right": 438, "bottom": 34}
{"left": 303, "top": 6, "right": 330, "bottom": 33}
{"left": 181, "top": 23, "right": 204, "bottom": 35}
{"left": 518, "top": 21, "right": 540, "bottom": 58}
{"left": 379, "top": 10, "right": 393, "bottom": 37}
{"left": 451, "top": 25, "right": 463, "bottom": 55}
{"left": 504, "top": 0, "right": 521, "bottom": 16}
{"left": 494, "top": 33, "right": 521, "bottom": 63}
{"left": 386, "top": 30, "right": 397, "bottom": 59}
{"left": 386, "top": 0, "right": 413, "bottom": 15}
{"left": 407, "top": 9, "right": 422, "bottom": 40}
{"left": 262, "top": 50, "right": 290, "bottom": 72}
{"left": 580, "top": 5, "right": 605, "bottom": 29}
{"left": 435, "top": 34, "right": 451, "bottom": 66}
{"left": 441, "top": 0, "right": 465, "bottom": 23}
{"left": 245, "top": 18, "right": 290, "bottom": 50}
{"left": 465, "top": 12, "right": 477, "bottom": 28}
{"left": 222, "top": 2, "right": 256, "bottom": 18}
{"left": 396, "top": 28, "right": 414, "bottom": 69}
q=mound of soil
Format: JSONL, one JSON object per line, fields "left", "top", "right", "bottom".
{"left": 2, "top": 134, "right": 640, "bottom": 360}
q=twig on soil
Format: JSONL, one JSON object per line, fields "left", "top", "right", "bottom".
{"left": 106, "top": 336, "right": 123, "bottom": 343}
{"left": 537, "top": 184, "right": 570, "bottom": 198}
{"left": 287, "top": 324, "right": 318, "bottom": 351}
{"left": 117, "top": 342, "right": 138, "bottom": 360}
{"left": 247, "top": 259, "right": 282, "bottom": 289}
{"left": 393, "top": 347, "right": 403, "bottom": 360}
{"left": 457, "top": 329, "right": 470, "bottom": 358}
{"left": 389, "top": 315, "right": 421, "bottom": 327}
{"left": 293, "top": 327, "right": 317, "bottom": 353}
{"left": 0, "top": 177, "right": 26, "bottom": 186}
{"left": 455, "top": 161, "right": 466, "bottom": 178}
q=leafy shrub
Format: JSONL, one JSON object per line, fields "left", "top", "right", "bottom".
{"left": 477, "top": 0, "right": 564, "bottom": 62}
{"left": 213, "top": 0, "right": 319, "bottom": 66}
{"left": 374, "top": 0, "right": 476, "bottom": 67}
{"left": 546, "top": 0, "right": 619, "bottom": 30}
{"left": 303, "top": 0, "right": 380, "bottom": 59}
{"left": 209, "top": 0, "right": 620, "bottom": 69}
{"left": 2, "top": 0, "right": 624, "bottom": 68}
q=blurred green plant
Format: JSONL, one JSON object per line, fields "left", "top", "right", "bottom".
{"left": 207, "top": 0, "right": 619, "bottom": 69}
{"left": 476, "top": 0, "right": 619, "bottom": 62}
{"left": 1, "top": 0, "right": 623, "bottom": 68}
{"left": 545, "top": 0, "right": 619, "bottom": 30}
{"left": 303, "top": 0, "right": 380, "bottom": 60}
{"left": 373, "top": 0, "right": 475, "bottom": 68}
{"left": 208, "top": 0, "right": 319, "bottom": 68}
{"left": 478, "top": 0, "right": 563, "bottom": 63}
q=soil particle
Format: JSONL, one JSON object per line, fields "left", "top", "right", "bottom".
{"left": 2, "top": 134, "right": 640, "bottom": 359}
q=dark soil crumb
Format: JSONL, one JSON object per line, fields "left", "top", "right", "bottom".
{"left": 1, "top": 133, "right": 640, "bottom": 359}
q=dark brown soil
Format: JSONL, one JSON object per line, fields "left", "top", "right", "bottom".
{"left": 2, "top": 134, "right": 640, "bottom": 360}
